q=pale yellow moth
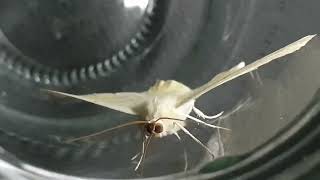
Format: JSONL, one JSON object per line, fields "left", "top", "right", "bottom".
{"left": 45, "top": 34, "right": 316, "bottom": 171}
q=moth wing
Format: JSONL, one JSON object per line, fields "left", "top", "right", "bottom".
{"left": 45, "top": 90, "right": 149, "bottom": 115}
{"left": 177, "top": 34, "right": 316, "bottom": 106}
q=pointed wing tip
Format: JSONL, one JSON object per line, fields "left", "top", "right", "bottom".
{"left": 40, "top": 88, "right": 55, "bottom": 94}
{"left": 303, "top": 34, "right": 317, "bottom": 43}
{"left": 294, "top": 34, "right": 317, "bottom": 51}
{"left": 41, "top": 89, "right": 53, "bottom": 92}
{"left": 40, "top": 89, "right": 74, "bottom": 99}
{"left": 41, "top": 89, "right": 62, "bottom": 95}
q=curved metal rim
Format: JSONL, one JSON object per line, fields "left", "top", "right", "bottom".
{"left": 0, "top": 89, "right": 319, "bottom": 180}
{"left": 0, "top": 0, "right": 165, "bottom": 87}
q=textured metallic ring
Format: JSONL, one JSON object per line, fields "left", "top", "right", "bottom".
{"left": 0, "top": 0, "right": 164, "bottom": 86}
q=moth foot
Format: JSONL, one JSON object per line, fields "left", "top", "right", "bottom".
{"left": 193, "top": 106, "right": 223, "bottom": 119}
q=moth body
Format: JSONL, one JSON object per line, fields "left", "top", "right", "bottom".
{"left": 145, "top": 80, "right": 195, "bottom": 137}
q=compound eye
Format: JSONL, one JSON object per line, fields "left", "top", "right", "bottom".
{"left": 145, "top": 123, "right": 154, "bottom": 135}
{"left": 154, "top": 123, "right": 163, "bottom": 134}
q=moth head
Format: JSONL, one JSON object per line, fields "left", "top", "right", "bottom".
{"left": 144, "top": 117, "right": 185, "bottom": 138}
{"left": 145, "top": 122, "right": 164, "bottom": 136}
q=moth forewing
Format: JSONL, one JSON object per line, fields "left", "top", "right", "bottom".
{"left": 176, "top": 34, "right": 316, "bottom": 107}
{"left": 45, "top": 90, "right": 149, "bottom": 115}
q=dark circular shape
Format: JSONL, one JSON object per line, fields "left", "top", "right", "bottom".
{"left": 0, "top": 0, "right": 166, "bottom": 86}
{"left": 145, "top": 123, "right": 155, "bottom": 135}
{"left": 145, "top": 122, "right": 163, "bottom": 135}
{"left": 154, "top": 123, "right": 163, "bottom": 134}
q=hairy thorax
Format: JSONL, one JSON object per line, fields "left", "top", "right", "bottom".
{"left": 145, "top": 80, "right": 195, "bottom": 137}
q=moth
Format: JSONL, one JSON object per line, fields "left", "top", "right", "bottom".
{"left": 45, "top": 35, "right": 315, "bottom": 171}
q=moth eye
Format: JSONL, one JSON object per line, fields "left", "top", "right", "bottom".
{"left": 145, "top": 123, "right": 154, "bottom": 135}
{"left": 154, "top": 123, "right": 163, "bottom": 134}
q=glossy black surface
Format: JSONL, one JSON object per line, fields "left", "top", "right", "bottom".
{"left": 0, "top": 0, "right": 150, "bottom": 68}
{"left": 0, "top": 0, "right": 319, "bottom": 179}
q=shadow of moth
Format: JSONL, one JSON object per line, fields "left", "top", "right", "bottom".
{"left": 45, "top": 34, "right": 316, "bottom": 171}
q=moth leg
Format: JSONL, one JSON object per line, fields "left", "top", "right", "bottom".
{"left": 135, "top": 135, "right": 153, "bottom": 173}
{"left": 174, "top": 132, "right": 188, "bottom": 172}
{"left": 135, "top": 136, "right": 146, "bottom": 171}
{"left": 216, "top": 120, "right": 225, "bottom": 157}
{"left": 131, "top": 152, "right": 140, "bottom": 161}
{"left": 182, "top": 146, "right": 188, "bottom": 172}
{"left": 250, "top": 71, "right": 264, "bottom": 85}
{"left": 193, "top": 106, "right": 224, "bottom": 119}
{"left": 176, "top": 111, "right": 230, "bottom": 131}
{"left": 174, "top": 123, "right": 215, "bottom": 157}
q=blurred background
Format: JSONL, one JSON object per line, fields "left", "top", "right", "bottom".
{"left": 0, "top": 0, "right": 319, "bottom": 179}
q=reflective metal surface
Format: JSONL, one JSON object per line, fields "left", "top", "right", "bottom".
{"left": 0, "top": 0, "right": 149, "bottom": 68}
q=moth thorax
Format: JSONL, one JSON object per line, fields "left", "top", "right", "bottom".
{"left": 145, "top": 122, "right": 164, "bottom": 135}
